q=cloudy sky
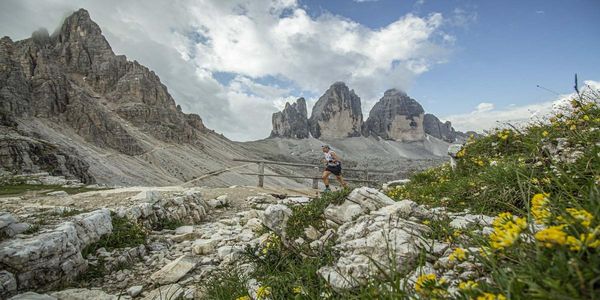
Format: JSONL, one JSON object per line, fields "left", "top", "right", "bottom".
{"left": 1, "top": 0, "right": 599, "bottom": 141}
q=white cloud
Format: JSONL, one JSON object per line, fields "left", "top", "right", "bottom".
{"left": 475, "top": 102, "right": 494, "bottom": 113}
{"left": 0, "top": 0, "right": 455, "bottom": 141}
{"left": 444, "top": 80, "right": 600, "bottom": 133}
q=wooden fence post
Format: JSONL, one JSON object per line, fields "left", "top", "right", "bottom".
{"left": 258, "top": 162, "right": 265, "bottom": 187}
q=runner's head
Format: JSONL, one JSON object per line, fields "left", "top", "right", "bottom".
{"left": 321, "top": 145, "right": 330, "bottom": 152}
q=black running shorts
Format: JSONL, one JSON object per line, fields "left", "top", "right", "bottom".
{"left": 325, "top": 164, "right": 342, "bottom": 176}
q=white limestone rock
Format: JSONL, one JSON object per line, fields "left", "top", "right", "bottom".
{"left": 9, "top": 292, "right": 57, "bottom": 300}
{"left": 262, "top": 204, "right": 292, "bottom": 237}
{"left": 49, "top": 288, "right": 119, "bottom": 300}
{"left": 318, "top": 202, "right": 430, "bottom": 291}
{"left": 71, "top": 209, "right": 113, "bottom": 248}
{"left": 150, "top": 255, "right": 197, "bottom": 285}
{"left": 192, "top": 239, "right": 218, "bottom": 255}
{"left": 143, "top": 284, "right": 184, "bottom": 300}
{"left": 127, "top": 285, "right": 143, "bottom": 297}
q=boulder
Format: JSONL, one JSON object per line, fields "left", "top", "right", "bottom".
{"left": 261, "top": 205, "right": 292, "bottom": 237}
{"left": 324, "top": 187, "right": 395, "bottom": 225}
{"left": 150, "top": 255, "right": 197, "bottom": 285}
{"left": 127, "top": 285, "right": 143, "bottom": 297}
{"left": 192, "top": 239, "right": 218, "bottom": 255}
{"left": 318, "top": 200, "right": 430, "bottom": 290}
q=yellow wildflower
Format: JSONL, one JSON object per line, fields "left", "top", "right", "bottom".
{"left": 565, "top": 208, "right": 593, "bottom": 227}
{"left": 583, "top": 115, "right": 590, "bottom": 121}
{"left": 458, "top": 280, "right": 479, "bottom": 291}
{"left": 414, "top": 273, "right": 436, "bottom": 294}
{"left": 570, "top": 124, "right": 577, "bottom": 130}
{"left": 422, "top": 220, "right": 431, "bottom": 225}
{"left": 490, "top": 213, "right": 527, "bottom": 250}
{"left": 236, "top": 296, "right": 251, "bottom": 300}
{"left": 292, "top": 286, "right": 303, "bottom": 294}
{"left": 531, "top": 193, "right": 551, "bottom": 224}
{"left": 256, "top": 286, "right": 271, "bottom": 299}
{"left": 535, "top": 226, "right": 568, "bottom": 248}
{"left": 414, "top": 273, "right": 447, "bottom": 297}
{"left": 449, "top": 247, "right": 467, "bottom": 262}
{"left": 477, "top": 293, "right": 507, "bottom": 300}
{"left": 566, "top": 228, "right": 600, "bottom": 251}
{"left": 530, "top": 178, "right": 539, "bottom": 185}
{"left": 542, "top": 131, "right": 549, "bottom": 137}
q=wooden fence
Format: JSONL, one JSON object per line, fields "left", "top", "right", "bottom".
{"left": 232, "top": 158, "right": 391, "bottom": 188}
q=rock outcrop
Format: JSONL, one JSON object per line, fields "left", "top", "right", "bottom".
{"left": 270, "top": 98, "right": 309, "bottom": 139}
{"left": 308, "top": 82, "right": 363, "bottom": 138}
{"left": 363, "top": 89, "right": 425, "bottom": 142}
{"left": 423, "top": 113, "right": 458, "bottom": 143}
{"left": 0, "top": 9, "right": 207, "bottom": 148}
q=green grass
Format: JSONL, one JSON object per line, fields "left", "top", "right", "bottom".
{"left": 286, "top": 189, "right": 350, "bottom": 240}
{"left": 151, "top": 218, "right": 185, "bottom": 231}
{"left": 81, "top": 214, "right": 147, "bottom": 258}
{"left": 0, "top": 183, "right": 101, "bottom": 196}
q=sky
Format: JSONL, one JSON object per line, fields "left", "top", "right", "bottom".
{"left": 1, "top": 0, "right": 599, "bottom": 141}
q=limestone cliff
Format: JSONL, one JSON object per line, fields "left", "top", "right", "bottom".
{"left": 308, "top": 82, "right": 363, "bottom": 139}
{"left": 270, "top": 98, "right": 309, "bottom": 139}
{"left": 363, "top": 89, "right": 425, "bottom": 142}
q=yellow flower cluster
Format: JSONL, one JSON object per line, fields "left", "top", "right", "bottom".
{"left": 458, "top": 280, "right": 479, "bottom": 292}
{"left": 256, "top": 286, "right": 271, "bottom": 299}
{"left": 564, "top": 208, "right": 593, "bottom": 227}
{"left": 497, "top": 129, "right": 511, "bottom": 140}
{"left": 261, "top": 234, "right": 280, "bottom": 255}
{"left": 531, "top": 193, "right": 599, "bottom": 251}
{"left": 292, "top": 286, "right": 303, "bottom": 294}
{"left": 531, "top": 193, "right": 551, "bottom": 224}
{"left": 490, "top": 212, "right": 527, "bottom": 250}
{"left": 534, "top": 225, "right": 568, "bottom": 248}
{"left": 448, "top": 247, "right": 467, "bottom": 262}
{"left": 414, "top": 273, "right": 447, "bottom": 297}
{"left": 477, "top": 292, "right": 507, "bottom": 300}
{"left": 471, "top": 157, "right": 485, "bottom": 166}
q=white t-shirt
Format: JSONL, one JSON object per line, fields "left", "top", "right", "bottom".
{"left": 324, "top": 150, "right": 340, "bottom": 166}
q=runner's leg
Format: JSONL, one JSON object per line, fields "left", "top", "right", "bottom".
{"left": 335, "top": 175, "right": 348, "bottom": 188}
{"left": 322, "top": 170, "right": 332, "bottom": 187}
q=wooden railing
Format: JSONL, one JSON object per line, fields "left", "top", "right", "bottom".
{"left": 232, "top": 158, "right": 391, "bottom": 188}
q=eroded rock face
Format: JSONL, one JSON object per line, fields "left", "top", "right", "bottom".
{"left": 0, "top": 8, "right": 208, "bottom": 160}
{"left": 0, "top": 209, "right": 112, "bottom": 296}
{"left": 270, "top": 98, "right": 309, "bottom": 139}
{"left": 319, "top": 199, "right": 431, "bottom": 290}
{"left": 308, "top": 82, "right": 363, "bottom": 138}
{"left": 363, "top": 89, "right": 425, "bottom": 141}
{"left": 0, "top": 124, "right": 94, "bottom": 183}
{"left": 423, "top": 113, "right": 458, "bottom": 143}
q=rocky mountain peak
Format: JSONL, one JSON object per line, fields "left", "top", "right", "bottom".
{"left": 383, "top": 88, "right": 406, "bottom": 97}
{"left": 308, "top": 82, "right": 363, "bottom": 138}
{"left": 363, "top": 90, "right": 425, "bottom": 141}
{"left": 270, "top": 97, "right": 309, "bottom": 139}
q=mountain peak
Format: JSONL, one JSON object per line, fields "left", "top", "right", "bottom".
{"left": 383, "top": 88, "right": 406, "bottom": 97}
{"left": 55, "top": 8, "right": 104, "bottom": 42}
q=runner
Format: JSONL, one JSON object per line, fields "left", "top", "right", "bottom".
{"left": 321, "top": 145, "right": 348, "bottom": 192}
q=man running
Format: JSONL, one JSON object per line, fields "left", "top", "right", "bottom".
{"left": 321, "top": 145, "right": 348, "bottom": 192}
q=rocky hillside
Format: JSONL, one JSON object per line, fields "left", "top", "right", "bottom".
{"left": 0, "top": 9, "right": 301, "bottom": 187}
